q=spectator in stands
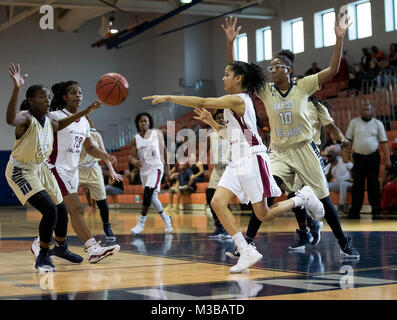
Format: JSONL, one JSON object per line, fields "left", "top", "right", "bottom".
{"left": 305, "top": 62, "right": 322, "bottom": 76}
{"left": 380, "top": 142, "right": 397, "bottom": 214}
{"left": 166, "top": 163, "right": 195, "bottom": 212}
{"left": 125, "top": 160, "right": 141, "bottom": 185}
{"left": 348, "top": 64, "right": 365, "bottom": 92}
{"left": 371, "top": 45, "right": 386, "bottom": 62}
{"left": 324, "top": 149, "right": 353, "bottom": 214}
{"left": 104, "top": 168, "right": 124, "bottom": 195}
{"left": 365, "top": 59, "right": 381, "bottom": 91}
{"left": 190, "top": 118, "right": 201, "bottom": 137}
{"left": 345, "top": 103, "right": 391, "bottom": 219}
{"left": 367, "top": 59, "right": 381, "bottom": 79}
{"left": 361, "top": 47, "right": 372, "bottom": 72}
{"left": 187, "top": 151, "right": 205, "bottom": 189}
{"left": 388, "top": 43, "right": 397, "bottom": 69}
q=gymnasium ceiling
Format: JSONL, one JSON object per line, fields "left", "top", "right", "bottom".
{"left": 0, "top": 0, "right": 277, "bottom": 33}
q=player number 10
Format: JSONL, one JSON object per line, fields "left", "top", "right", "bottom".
{"left": 279, "top": 111, "right": 293, "bottom": 125}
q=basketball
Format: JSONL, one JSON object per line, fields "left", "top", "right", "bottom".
{"left": 96, "top": 72, "right": 129, "bottom": 106}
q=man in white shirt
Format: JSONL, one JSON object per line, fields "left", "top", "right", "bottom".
{"left": 345, "top": 103, "right": 391, "bottom": 219}
{"left": 324, "top": 150, "right": 353, "bottom": 213}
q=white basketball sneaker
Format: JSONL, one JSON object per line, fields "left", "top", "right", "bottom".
{"left": 230, "top": 245, "right": 263, "bottom": 274}
{"left": 295, "top": 186, "right": 325, "bottom": 220}
{"left": 85, "top": 242, "right": 120, "bottom": 264}
{"left": 31, "top": 236, "right": 40, "bottom": 258}
{"left": 130, "top": 217, "right": 146, "bottom": 235}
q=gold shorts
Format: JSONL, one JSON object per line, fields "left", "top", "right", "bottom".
{"left": 5, "top": 161, "right": 63, "bottom": 206}
{"left": 269, "top": 140, "right": 329, "bottom": 199}
{"left": 78, "top": 165, "right": 106, "bottom": 201}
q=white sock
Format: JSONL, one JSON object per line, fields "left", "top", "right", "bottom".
{"left": 85, "top": 238, "right": 97, "bottom": 248}
{"left": 138, "top": 215, "right": 147, "bottom": 223}
{"left": 160, "top": 212, "right": 168, "bottom": 221}
{"left": 232, "top": 232, "right": 249, "bottom": 253}
{"left": 292, "top": 195, "right": 304, "bottom": 208}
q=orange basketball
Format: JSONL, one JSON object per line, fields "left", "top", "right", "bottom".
{"left": 96, "top": 73, "right": 129, "bottom": 106}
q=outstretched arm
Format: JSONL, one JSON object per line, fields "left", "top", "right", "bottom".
{"left": 317, "top": 13, "right": 351, "bottom": 86}
{"left": 142, "top": 94, "right": 245, "bottom": 116}
{"left": 51, "top": 101, "right": 102, "bottom": 132}
{"left": 222, "top": 17, "right": 241, "bottom": 64}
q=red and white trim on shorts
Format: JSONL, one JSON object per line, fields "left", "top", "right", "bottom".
{"left": 154, "top": 169, "right": 161, "bottom": 189}
{"left": 256, "top": 154, "right": 272, "bottom": 198}
{"left": 50, "top": 167, "right": 69, "bottom": 197}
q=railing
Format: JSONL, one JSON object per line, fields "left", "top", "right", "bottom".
{"left": 327, "top": 85, "right": 397, "bottom": 133}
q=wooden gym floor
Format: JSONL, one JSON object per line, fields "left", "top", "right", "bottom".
{"left": 0, "top": 207, "right": 396, "bottom": 300}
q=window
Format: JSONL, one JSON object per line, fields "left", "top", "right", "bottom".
{"left": 234, "top": 33, "right": 248, "bottom": 62}
{"left": 281, "top": 18, "right": 304, "bottom": 54}
{"left": 314, "top": 9, "right": 336, "bottom": 48}
{"left": 292, "top": 19, "right": 304, "bottom": 54}
{"left": 347, "top": 1, "right": 372, "bottom": 40}
{"left": 256, "top": 27, "right": 272, "bottom": 62}
{"left": 385, "top": 0, "right": 397, "bottom": 32}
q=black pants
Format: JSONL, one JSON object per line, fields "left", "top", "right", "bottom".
{"left": 350, "top": 151, "right": 381, "bottom": 216}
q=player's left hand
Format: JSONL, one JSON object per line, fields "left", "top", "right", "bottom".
{"left": 335, "top": 13, "right": 352, "bottom": 38}
{"left": 142, "top": 95, "right": 168, "bottom": 104}
{"left": 110, "top": 170, "right": 123, "bottom": 182}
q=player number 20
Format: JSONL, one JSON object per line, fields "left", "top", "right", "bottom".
{"left": 279, "top": 111, "right": 293, "bottom": 125}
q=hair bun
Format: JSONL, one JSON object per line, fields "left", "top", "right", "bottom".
{"left": 277, "top": 49, "right": 295, "bottom": 63}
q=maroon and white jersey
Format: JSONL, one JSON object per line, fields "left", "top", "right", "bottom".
{"left": 47, "top": 108, "right": 91, "bottom": 171}
{"left": 223, "top": 93, "right": 266, "bottom": 162}
{"left": 135, "top": 130, "right": 163, "bottom": 176}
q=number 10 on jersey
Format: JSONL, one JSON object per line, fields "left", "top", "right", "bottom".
{"left": 279, "top": 111, "right": 293, "bottom": 125}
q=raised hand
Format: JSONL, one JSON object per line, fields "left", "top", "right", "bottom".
{"left": 142, "top": 95, "right": 168, "bottom": 105}
{"left": 221, "top": 16, "right": 241, "bottom": 43}
{"left": 9, "top": 63, "right": 28, "bottom": 88}
{"left": 193, "top": 107, "right": 214, "bottom": 125}
{"left": 335, "top": 13, "right": 352, "bottom": 38}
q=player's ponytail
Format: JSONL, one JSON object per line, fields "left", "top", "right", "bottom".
{"left": 228, "top": 61, "right": 267, "bottom": 94}
{"left": 308, "top": 95, "right": 333, "bottom": 113}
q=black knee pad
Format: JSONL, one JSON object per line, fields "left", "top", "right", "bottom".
{"left": 143, "top": 187, "right": 155, "bottom": 206}
{"left": 273, "top": 175, "right": 284, "bottom": 188}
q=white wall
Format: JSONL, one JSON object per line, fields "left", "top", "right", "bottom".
{"left": 0, "top": 0, "right": 396, "bottom": 150}
{"left": 0, "top": 12, "right": 157, "bottom": 150}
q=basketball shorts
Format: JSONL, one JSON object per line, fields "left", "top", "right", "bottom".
{"left": 50, "top": 166, "right": 79, "bottom": 196}
{"left": 5, "top": 161, "right": 63, "bottom": 206}
{"left": 140, "top": 168, "right": 163, "bottom": 192}
{"left": 217, "top": 152, "right": 281, "bottom": 204}
{"left": 269, "top": 140, "right": 329, "bottom": 199}
{"left": 79, "top": 165, "right": 106, "bottom": 201}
